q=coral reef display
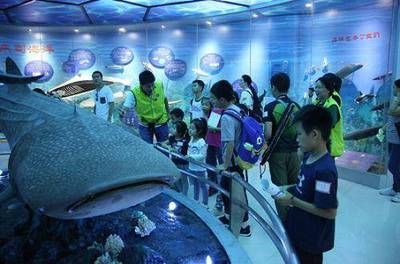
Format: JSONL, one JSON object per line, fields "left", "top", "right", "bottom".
{"left": 0, "top": 194, "right": 230, "bottom": 264}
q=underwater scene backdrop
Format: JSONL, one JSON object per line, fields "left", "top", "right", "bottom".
{"left": 0, "top": 2, "right": 395, "bottom": 174}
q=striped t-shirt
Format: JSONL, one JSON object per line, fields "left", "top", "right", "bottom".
{"left": 387, "top": 115, "right": 400, "bottom": 144}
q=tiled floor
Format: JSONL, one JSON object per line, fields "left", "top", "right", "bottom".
{"left": 220, "top": 166, "right": 400, "bottom": 264}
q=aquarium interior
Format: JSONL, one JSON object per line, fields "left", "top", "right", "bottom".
{"left": 0, "top": 0, "right": 400, "bottom": 263}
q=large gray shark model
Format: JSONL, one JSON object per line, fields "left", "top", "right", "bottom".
{"left": 0, "top": 58, "right": 179, "bottom": 219}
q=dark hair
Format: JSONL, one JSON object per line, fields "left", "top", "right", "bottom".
{"left": 242, "top": 74, "right": 262, "bottom": 120}
{"left": 170, "top": 108, "right": 184, "bottom": 120}
{"left": 242, "top": 75, "right": 258, "bottom": 98}
{"left": 270, "top": 72, "right": 290, "bottom": 93}
{"left": 92, "top": 71, "right": 103, "bottom": 78}
{"left": 210, "top": 80, "right": 235, "bottom": 101}
{"left": 316, "top": 73, "right": 341, "bottom": 95}
{"left": 175, "top": 120, "right": 189, "bottom": 139}
{"left": 233, "top": 91, "right": 240, "bottom": 104}
{"left": 293, "top": 105, "right": 333, "bottom": 142}
{"left": 33, "top": 88, "right": 46, "bottom": 95}
{"left": 242, "top": 74, "right": 252, "bottom": 87}
{"left": 323, "top": 73, "right": 342, "bottom": 92}
{"left": 191, "top": 118, "right": 208, "bottom": 139}
{"left": 192, "top": 80, "right": 205, "bottom": 89}
{"left": 139, "top": 70, "right": 155, "bottom": 85}
{"left": 395, "top": 79, "right": 400, "bottom": 88}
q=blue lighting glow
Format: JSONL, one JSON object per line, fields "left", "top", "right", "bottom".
{"left": 168, "top": 201, "right": 177, "bottom": 211}
{"left": 84, "top": 0, "right": 146, "bottom": 25}
{"left": 7, "top": 1, "right": 88, "bottom": 26}
{"left": 0, "top": 0, "right": 26, "bottom": 9}
{"left": 148, "top": 1, "right": 247, "bottom": 21}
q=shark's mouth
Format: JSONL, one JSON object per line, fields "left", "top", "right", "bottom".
{"left": 49, "top": 180, "right": 170, "bottom": 220}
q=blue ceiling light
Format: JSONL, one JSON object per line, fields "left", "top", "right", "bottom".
{"left": 0, "top": 0, "right": 384, "bottom": 26}
{"left": 119, "top": 0, "right": 182, "bottom": 5}
{"left": 85, "top": 0, "right": 147, "bottom": 25}
{"left": 147, "top": 0, "right": 248, "bottom": 21}
{"left": 44, "top": 0, "right": 93, "bottom": 4}
{"left": 7, "top": 1, "right": 89, "bottom": 26}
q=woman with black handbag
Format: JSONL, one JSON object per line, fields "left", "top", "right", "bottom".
{"left": 380, "top": 79, "right": 400, "bottom": 203}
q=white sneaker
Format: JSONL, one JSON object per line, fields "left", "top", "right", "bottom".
{"left": 391, "top": 193, "right": 400, "bottom": 203}
{"left": 379, "top": 188, "right": 397, "bottom": 196}
{"left": 212, "top": 208, "right": 224, "bottom": 217}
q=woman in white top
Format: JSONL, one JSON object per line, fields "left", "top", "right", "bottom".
{"left": 239, "top": 74, "right": 263, "bottom": 122}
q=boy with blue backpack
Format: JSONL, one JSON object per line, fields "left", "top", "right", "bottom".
{"left": 210, "top": 80, "right": 265, "bottom": 237}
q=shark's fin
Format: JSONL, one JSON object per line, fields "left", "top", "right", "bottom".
{"left": 0, "top": 57, "right": 43, "bottom": 85}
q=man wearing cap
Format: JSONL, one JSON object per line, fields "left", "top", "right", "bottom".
{"left": 122, "top": 70, "right": 169, "bottom": 144}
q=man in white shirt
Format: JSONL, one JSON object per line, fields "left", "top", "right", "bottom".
{"left": 92, "top": 71, "right": 114, "bottom": 122}
{"left": 190, "top": 80, "right": 209, "bottom": 121}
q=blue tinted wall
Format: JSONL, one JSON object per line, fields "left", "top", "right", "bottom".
{"left": 0, "top": 2, "right": 397, "bottom": 170}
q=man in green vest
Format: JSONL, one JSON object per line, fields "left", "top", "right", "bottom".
{"left": 122, "top": 70, "right": 169, "bottom": 144}
{"left": 314, "top": 73, "right": 345, "bottom": 157}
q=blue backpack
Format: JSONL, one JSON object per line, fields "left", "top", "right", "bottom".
{"left": 223, "top": 109, "right": 265, "bottom": 170}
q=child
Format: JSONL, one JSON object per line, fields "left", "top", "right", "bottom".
{"left": 275, "top": 105, "right": 338, "bottom": 264}
{"left": 170, "top": 108, "right": 184, "bottom": 124}
{"left": 187, "top": 118, "right": 208, "bottom": 206}
{"left": 168, "top": 120, "right": 190, "bottom": 195}
{"left": 169, "top": 108, "right": 184, "bottom": 137}
{"left": 205, "top": 105, "right": 224, "bottom": 203}
{"left": 210, "top": 80, "right": 251, "bottom": 237}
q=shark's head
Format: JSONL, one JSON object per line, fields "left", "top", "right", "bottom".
{"left": 0, "top": 58, "right": 180, "bottom": 219}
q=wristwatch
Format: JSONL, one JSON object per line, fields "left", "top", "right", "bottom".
{"left": 289, "top": 195, "right": 295, "bottom": 207}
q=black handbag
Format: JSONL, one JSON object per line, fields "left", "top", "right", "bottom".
{"left": 395, "top": 121, "right": 400, "bottom": 137}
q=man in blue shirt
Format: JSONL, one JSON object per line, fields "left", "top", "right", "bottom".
{"left": 276, "top": 105, "right": 338, "bottom": 264}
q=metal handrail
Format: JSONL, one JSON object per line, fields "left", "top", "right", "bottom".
{"left": 155, "top": 144, "right": 299, "bottom": 264}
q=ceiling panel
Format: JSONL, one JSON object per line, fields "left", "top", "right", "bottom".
{"left": 0, "top": 0, "right": 26, "bottom": 9}
{"left": 121, "top": 0, "right": 191, "bottom": 6}
{"left": 7, "top": 1, "right": 89, "bottom": 25}
{"left": 0, "top": 0, "right": 387, "bottom": 26}
{"left": 148, "top": 1, "right": 247, "bottom": 21}
{"left": 44, "top": 0, "right": 92, "bottom": 4}
{"left": 0, "top": 11, "right": 8, "bottom": 24}
{"left": 85, "top": 0, "right": 147, "bottom": 24}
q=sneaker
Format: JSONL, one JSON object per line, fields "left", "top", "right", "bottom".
{"left": 240, "top": 226, "right": 251, "bottom": 237}
{"left": 379, "top": 188, "right": 397, "bottom": 196}
{"left": 391, "top": 193, "right": 400, "bottom": 203}
{"left": 200, "top": 203, "right": 210, "bottom": 210}
{"left": 212, "top": 208, "right": 224, "bottom": 217}
{"left": 218, "top": 216, "right": 230, "bottom": 225}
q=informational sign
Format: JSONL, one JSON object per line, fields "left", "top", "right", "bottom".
{"left": 332, "top": 32, "right": 381, "bottom": 43}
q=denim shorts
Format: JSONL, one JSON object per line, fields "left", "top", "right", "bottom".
{"left": 138, "top": 123, "right": 169, "bottom": 144}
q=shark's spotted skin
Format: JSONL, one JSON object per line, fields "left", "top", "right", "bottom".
{"left": 0, "top": 58, "right": 179, "bottom": 219}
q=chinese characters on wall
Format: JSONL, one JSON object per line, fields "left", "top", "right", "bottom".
{"left": 0, "top": 44, "right": 54, "bottom": 53}
{"left": 332, "top": 32, "right": 381, "bottom": 43}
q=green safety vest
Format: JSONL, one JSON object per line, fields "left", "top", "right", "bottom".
{"left": 322, "top": 96, "right": 344, "bottom": 157}
{"left": 132, "top": 81, "right": 168, "bottom": 125}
